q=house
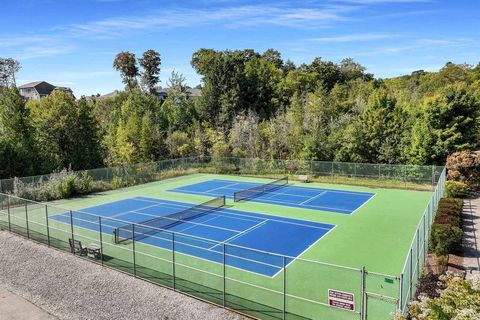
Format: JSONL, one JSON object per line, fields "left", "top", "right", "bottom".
{"left": 18, "top": 81, "right": 74, "bottom": 100}
{"left": 154, "top": 87, "right": 201, "bottom": 101}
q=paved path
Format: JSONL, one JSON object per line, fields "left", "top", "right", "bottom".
{"left": 0, "top": 288, "right": 57, "bottom": 320}
{"left": 462, "top": 195, "right": 480, "bottom": 279}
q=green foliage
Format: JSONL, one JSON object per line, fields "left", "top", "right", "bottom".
{"left": 12, "top": 169, "right": 95, "bottom": 201}
{"left": 27, "top": 91, "right": 103, "bottom": 172}
{"left": 113, "top": 51, "right": 139, "bottom": 90}
{"left": 445, "top": 180, "right": 469, "bottom": 198}
{"left": 430, "top": 197, "right": 463, "bottom": 256}
{"left": 138, "top": 49, "right": 161, "bottom": 93}
{"left": 409, "top": 273, "right": 480, "bottom": 320}
{"left": 446, "top": 151, "right": 480, "bottom": 187}
{"left": 430, "top": 224, "right": 462, "bottom": 256}
{"left": 0, "top": 87, "right": 37, "bottom": 178}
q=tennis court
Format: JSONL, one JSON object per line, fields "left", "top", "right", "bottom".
{"left": 169, "top": 178, "right": 375, "bottom": 214}
{"left": 49, "top": 196, "right": 335, "bottom": 276}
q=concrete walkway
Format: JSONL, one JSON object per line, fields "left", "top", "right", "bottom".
{"left": 0, "top": 288, "right": 57, "bottom": 320}
{"left": 462, "top": 195, "right": 480, "bottom": 279}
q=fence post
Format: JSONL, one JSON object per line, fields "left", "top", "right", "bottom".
{"left": 399, "top": 273, "right": 404, "bottom": 314}
{"left": 223, "top": 243, "right": 226, "bottom": 308}
{"left": 25, "top": 201, "right": 30, "bottom": 239}
{"left": 45, "top": 205, "right": 50, "bottom": 246}
{"left": 70, "top": 210, "right": 74, "bottom": 247}
{"left": 132, "top": 224, "right": 137, "bottom": 277}
{"left": 172, "top": 232, "right": 176, "bottom": 291}
{"left": 283, "top": 256, "right": 287, "bottom": 320}
{"left": 409, "top": 248, "right": 413, "bottom": 301}
{"left": 99, "top": 217, "right": 104, "bottom": 266}
{"left": 361, "top": 266, "right": 366, "bottom": 320}
{"left": 7, "top": 196, "right": 11, "bottom": 232}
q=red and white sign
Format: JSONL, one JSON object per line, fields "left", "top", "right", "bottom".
{"left": 328, "top": 289, "right": 355, "bottom": 311}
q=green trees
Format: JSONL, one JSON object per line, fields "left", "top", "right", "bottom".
{"left": 28, "top": 90, "right": 102, "bottom": 171}
{"left": 113, "top": 52, "right": 139, "bottom": 90}
{"left": 409, "top": 84, "right": 480, "bottom": 164}
{"left": 113, "top": 50, "right": 161, "bottom": 92}
{"left": 139, "top": 50, "right": 161, "bottom": 93}
{"left": 0, "top": 50, "right": 479, "bottom": 179}
{"left": 0, "top": 88, "right": 37, "bottom": 177}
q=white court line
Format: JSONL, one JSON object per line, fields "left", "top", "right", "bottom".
{"left": 173, "top": 214, "right": 230, "bottom": 235}
{"left": 133, "top": 197, "right": 266, "bottom": 224}
{"left": 128, "top": 209, "right": 241, "bottom": 233}
{"left": 300, "top": 191, "right": 326, "bottom": 205}
{"left": 271, "top": 225, "right": 338, "bottom": 278}
{"left": 349, "top": 192, "right": 377, "bottom": 215}
{"left": 144, "top": 192, "right": 336, "bottom": 229}
{"left": 204, "top": 182, "right": 240, "bottom": 193}
{"left": 212, "top": 219, "right": 268, "bottom": 248}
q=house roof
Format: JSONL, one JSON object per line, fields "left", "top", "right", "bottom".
{"left": 18, "top": 81, "right": 45, "bottom": 89}
{"left": 98, "top": 90, "right": 120, "bottom": 99}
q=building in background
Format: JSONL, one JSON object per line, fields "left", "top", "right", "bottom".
{"left": 18, "top": 81, "right": 74, "bottom": 100}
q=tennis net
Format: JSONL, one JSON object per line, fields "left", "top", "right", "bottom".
{"left": 233, "top": 177, "right": 288, "bottom": 202}
{"left": 114, "top": 195, "right": 226, "bottom": 244}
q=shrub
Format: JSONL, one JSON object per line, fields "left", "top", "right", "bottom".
{"left": 445, "top": 180, "right": 469, "bottom": 198}
{"left": 430, "top": 224, "right": 462, "bottom": 256}
{"left": 415, "top": 272, "right": 442, "bottom": 299}
{"left": 111, "top": 176, "right": 124, "bottom": 189}
{"left": 446, "top": 151, "right": 480, "bottom": 186}
{"left": 408, "top": 273, "right": 480, "bottom": 320}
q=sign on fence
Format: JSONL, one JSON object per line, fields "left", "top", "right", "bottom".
{"left": 328, "top": 289, "right": 355, "bottom": 311}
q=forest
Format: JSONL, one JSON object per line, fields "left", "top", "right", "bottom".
{"left": 0, "top": 49, "right": 479, "bottom": 179}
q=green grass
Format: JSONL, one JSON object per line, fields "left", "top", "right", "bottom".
{"left": 0, "top": 173, "right": 432, "bottom": 320}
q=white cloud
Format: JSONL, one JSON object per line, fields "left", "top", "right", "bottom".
{"left": 308, "top": 33, "right": 395, "bottom": 42}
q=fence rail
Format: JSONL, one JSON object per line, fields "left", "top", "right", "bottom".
{"left": 0, "top": 158, "right": 446, "bottom": 320}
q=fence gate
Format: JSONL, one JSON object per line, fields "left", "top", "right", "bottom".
{"left": 364, "top": 292, "right": 398, "bottom": 320}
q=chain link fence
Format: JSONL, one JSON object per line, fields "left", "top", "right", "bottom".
{"left": 0, "top": 158, "right": 446, "bottom": 320}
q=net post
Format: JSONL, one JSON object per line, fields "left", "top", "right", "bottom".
{"left": 283, "top": 256, "right": 287, "bottom": 320}
{"left": 25, "top": 200, "right": 30, "bottom": 239}
{"left": 99, "top": 216, "right": 104, "bottom": 266}
{"left": 45, "top": 205, "right": 50, "bottom": 247}
{"left": 223, "top": 243, "right": 226, "bottom": 308}
{"left": 7, "top": 195, "right": 11, "bottom": 232}
{"left": 361, "top": 266, "right": 366, "bottom": 320}
{"left": 172, "top": 232, "right": 176, "bottom": 291}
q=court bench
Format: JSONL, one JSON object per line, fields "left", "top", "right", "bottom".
{"left": 298, "top": 175, "right": 309, "bottom": 183}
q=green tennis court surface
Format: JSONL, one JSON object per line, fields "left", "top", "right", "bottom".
{"left": 2, "top": 173, "right": 433, "bottom": 320}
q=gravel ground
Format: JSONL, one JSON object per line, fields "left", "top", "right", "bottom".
{"left": 0, "top": 231, "right": 247, "bottom": 320}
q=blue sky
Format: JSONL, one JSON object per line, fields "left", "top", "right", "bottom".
{"left": 1, "top": 0, "right": 479, "bottom": 96}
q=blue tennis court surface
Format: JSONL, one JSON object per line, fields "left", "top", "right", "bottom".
{"left": 169, "top": 179, "right": 375, "bottom": 214}
{"left": 50, "top": 196, "right": 335, "bottom": 276}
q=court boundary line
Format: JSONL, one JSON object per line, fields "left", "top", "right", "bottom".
{"left": 133, "top": 196, "right": 335, "bottom": 231}
{"left": 170, "top": 189, "right": 354, "bottom": 214}
{"left": 299, "top": 191, "right": 327, "bottom": 205}
{"left": 270, "top": 224, "right": 338, "bottom": 278}
{"left": 205, "top": 178, "right": 377, "bottom": 196}
{"left": 349, "top": 193, "right": 378, "bottom": 215}
{"left": 133, "top": 197, "right": 266, "bottom": 224}
{"left": 211, "top": 219, "right": 268, "bottom": 251}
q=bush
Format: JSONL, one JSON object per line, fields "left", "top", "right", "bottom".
{"left": 445, "top": 180, "right": 469, "bottom": 198}
{"left": 434, "top": 198, "right": 463, "bottom": 227}
{"left": 415, "top": 272, "right": 442, "bottom": 299}
{"left": 430, "top": 224, "right": 462, "bottom": 256}
{"left": 446, "top": 151, "right": 480, "bottom": 186}
{"left": 409, "top": 273, "right": 480, "bottom": 320}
